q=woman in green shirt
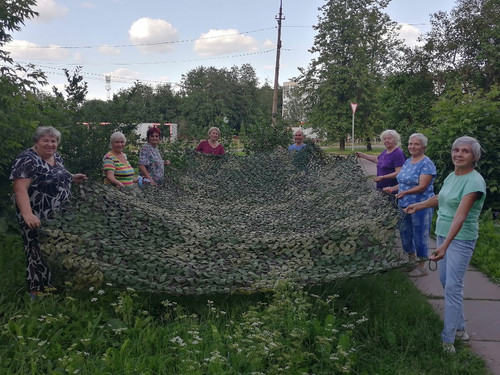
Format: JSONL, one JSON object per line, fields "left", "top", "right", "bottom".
{"left": 404, "top": 136, "right": 486, "bottom": 354}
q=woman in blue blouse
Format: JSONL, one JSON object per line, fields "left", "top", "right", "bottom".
{"left": 383, "top": 133, "right": 436, "bottom": 277}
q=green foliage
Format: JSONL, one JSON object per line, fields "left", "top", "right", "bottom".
{"left": 297, "top": 0, "right": 402, "bottom": 145}
{"left": 0, "top": 80, "right": 41, "bottom": 231}
{"left": 0, "top": 231, "right": 488, "bottom": 375}
{"left": 471, "top": 211, "right": 500, "bottom": 283}
{"left": 108, "top": 82, "right": 181, "bottom": 124}
{"left": 426, "top": 85, "right": 500, "bottom": 211}
{"left": 379, "top": 70, "right": 436, "bottom": 138}
{"left": 0, "top": 277, "right": 363, "bottom": 375}
{"left": 423, "top": 0, "right": 500, "bottom": 92}
{"left": 58, "top": 123, "right": 119, "bottom": 180}
{"left": 52, "top": 66, "right": 88, "bottom": 110}
{"left": 0, "top": 0, "right": 46, "bottom": 89}
{"left": 239, "top": 119, "right": 291, "bottom": 153}
{"left": 330, "top": 270, "right": 488, "bottom": 374}
{"left": 179, "top": 64, "right": 269, "bottom": 137}
{"left": 158, "top": 139, "right": 193, "bottom": 172}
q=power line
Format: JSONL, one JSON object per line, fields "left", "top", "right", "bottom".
{"left": 7, "top": 27, "right": 277, "bottom": 50}
{"left": 10, "top": 47, "right": 277, "bottom": 85}
{"left": 14, "top": 49, "right": 275, "bottom": 67}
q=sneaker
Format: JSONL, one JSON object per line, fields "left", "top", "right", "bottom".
{"left": 442, "top": 342, "right": 456, "bottom": 353}
{"left": 456, "top": 330, "right": 470, "bottom": 341}
{"left": 408, "top": 267, "right": 428, "bottom": 277}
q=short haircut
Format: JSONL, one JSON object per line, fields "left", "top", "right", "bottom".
{"left": 409, "top": 133, "right": 428, "bottom": 147}
{"left": 452, "top": 136, "right": 482, "bottom": 167}
{"left": 380, "top": 129, "right": 401, "bottom": 146}
{"left": 33, "top": 126, "right": 61, "bottom": 143}
{"left": 110, "top": 131, "right": 126, "bottom": 148}
{"left": 147, "top": 127, "right": 161, "bottom": 139}
{"left": 294, "top": 129, "right": 304, "bottom": 136}
{"left": 208, "top": 127, "right": 221, "bottom": 136}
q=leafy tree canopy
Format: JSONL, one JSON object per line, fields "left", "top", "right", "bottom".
{"left": 297, "top": 0, "right": 403, "bottom": 147}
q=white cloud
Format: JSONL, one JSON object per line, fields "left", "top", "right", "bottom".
{"left": 194, "top": 29, "right": 259, "bottom": 57}
{"left": 398, "top": 23, "right": 423, "bottom": 47}
{"left": 4, "top": 40, "right": 71, "bottom": 60}
{"left": 107, "top": 68, "right": 142, "bottom": 82}
{"left": 263, "top": 39, "right": 275, "bottom": 48}
{"left": 73, "top": 52, "right": 85, "bottom": 62}
{"left": 81, "top": 2, "right": 96, "bottom": 8}
{"left": 99, "top": 45, "right": 121, "bottom": 55}
{"left": 128, "top": 18, "right": 179, "bottom": 53}
{"left": 50, "top": 83, "right": 66, "bottom": 93}
{"left": 33, "top": 0, "right": 68, "bottom": 22}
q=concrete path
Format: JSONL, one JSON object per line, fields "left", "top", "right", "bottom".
{"left": 357, "top": 157, "right": 500, "bottom": 374}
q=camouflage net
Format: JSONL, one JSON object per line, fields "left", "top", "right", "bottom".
{"left": 40, "top": 151, "right": 407, "bottom": 295}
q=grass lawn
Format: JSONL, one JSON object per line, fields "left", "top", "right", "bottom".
{"left": 0, "top": 233, "right": 489, "bottom": 375}
{"left": 322, "top": 144, "right": 385, "bottom": 156}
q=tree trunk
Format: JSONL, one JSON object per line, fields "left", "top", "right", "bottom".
{"left": 366, "top": 137, "right": 372, "bottom": 151}
{"left": 339, "top": 138, "right": 345, "bottom": 151}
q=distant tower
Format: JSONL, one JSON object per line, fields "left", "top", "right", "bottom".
{"left": 105, "top": 75, "right": 111, "bottom": 100}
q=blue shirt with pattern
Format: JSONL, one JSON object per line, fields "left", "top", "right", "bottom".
{"left": 396, "top": 156, "right": 436, "bottom": 208}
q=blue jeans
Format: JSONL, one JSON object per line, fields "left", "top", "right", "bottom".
{"left": 437, "top": 235, "right": 476, "bottom": 344}
{"left": 399, "top": 207, "right": 433, "bottom": 258}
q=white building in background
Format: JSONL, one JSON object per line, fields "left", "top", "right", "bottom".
{"left": 282, "top": 81, "right": 322, "bottom": 141}
{"left": 136, "top": 123, "right": 178, "bottom": 142}
{"left": 282, "top": 81, "right": 298, "bottom": 119}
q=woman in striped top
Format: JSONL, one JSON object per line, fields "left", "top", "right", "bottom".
{"left": 103, "top": 131, "right": 136, "bottom": 188}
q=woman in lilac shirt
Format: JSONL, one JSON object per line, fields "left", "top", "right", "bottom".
{"left": 356, "top": 129, "right": 406, "bottom": 190}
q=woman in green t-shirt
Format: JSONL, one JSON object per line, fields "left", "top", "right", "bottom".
{"left": 404, "top": 136, "right": 486, "bottom": 354}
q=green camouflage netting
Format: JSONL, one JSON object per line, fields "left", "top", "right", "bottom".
{"left": 40, "top": 151, "right": 407, "bottom": 294}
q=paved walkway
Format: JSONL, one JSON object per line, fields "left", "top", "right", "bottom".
{"left": 357, "top": 157, "right": 500, "bottom": 375}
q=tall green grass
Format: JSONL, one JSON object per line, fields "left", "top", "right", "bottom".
{"left": 0, "top": 233, "right": 488, "bottom": 374}
{"left": 472, "top": 210, "right": 500, "bottom": 283}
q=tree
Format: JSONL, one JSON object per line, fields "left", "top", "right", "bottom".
{"left": 256, "top": 81, "right": 276, "bottom": 120}
{"left": 0, "top": 0, "right": 46, "bottom": 89}
{"left": 52, "top": 66, "right": 88, "bottom": 110}
{"left": 297, "top": 0, "right": 402, "bottom": 149}
{"left": 179, "top": 64, "right": 264, "bottom": 138}
{"left": 422, "top": 0, "right": 500, "bottom": 93}
{"left": 426, "top": 85, "right": 500, "bottom": 211}
{"left": 0, "top": 0, "right": 47, "bottom": 230}
{"left": 282, "top": 83, "right": 308, "bottom": 125}
{"left": 377, "top": 47, "right": 437, "bottom": 140}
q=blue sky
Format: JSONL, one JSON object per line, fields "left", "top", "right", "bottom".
{"left": 6, "top": 0, "right": 457, "bottom": 100}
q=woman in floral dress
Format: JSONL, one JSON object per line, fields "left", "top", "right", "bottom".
{"left": 10, "top": 126, "right": 87, "bottom": 297}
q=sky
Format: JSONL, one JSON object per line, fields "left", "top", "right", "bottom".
{"left": 5, "top": 0, "right": 458, "bottom": 101}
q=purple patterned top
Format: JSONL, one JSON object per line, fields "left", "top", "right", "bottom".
{"left": 139, "top": 144, "right": 164, "bottom": 185}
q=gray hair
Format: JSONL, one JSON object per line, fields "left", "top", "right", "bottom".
{"left": 110, "top": 131, "right": 126, "bottom": 147}
{"left": 409, "top": 133, "right": 428, "bottom": 147}
{"left": 452, "top": 136, "right": 482, "bottom": 167}
{"left": 380, "top": 129, "right": 401, "bottom": 146}
{"left": 33, "top": 126, "right": 61, "bottom": 143}
{"left": 208, "top": 127, "right": 221, "bottom": 136}
{"left": 294, "top": 129, "right": 304, "bottom": 136}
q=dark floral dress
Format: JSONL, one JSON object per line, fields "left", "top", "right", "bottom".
{"left": 10, "top": 148, "right": 72, "bottom": 292}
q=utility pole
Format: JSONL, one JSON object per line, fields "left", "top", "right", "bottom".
{"left": 271, "top": 0, "right": 284, "bottom": 126}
